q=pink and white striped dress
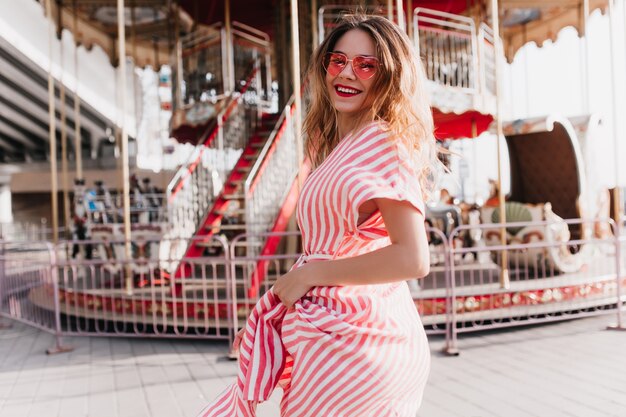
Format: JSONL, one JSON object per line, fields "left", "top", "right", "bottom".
{"left": 197, "top": 122, "right": 430, "bottom": 417}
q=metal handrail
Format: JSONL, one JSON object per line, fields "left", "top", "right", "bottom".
{"left": 242, "top": 97, "right": 298, "bottom": 248}
{"left": 166, "top": 92, "right": 236, "bottom": 200}
{"left": 232, "top": 21, "right": 271, "bottom": 48}
{"left": 413, "top": 7, "right": 479, "bottom": 92}
{"left": 244, "top": 96, "right": 295, "bottom": 195}
{"left": 317, "top": 4, "right": 400, "bottom": 43}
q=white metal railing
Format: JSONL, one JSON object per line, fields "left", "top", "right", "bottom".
{"left": 244, "top": 99, "right": 298, "bottom": 254}
{"left": 317, "top": 4, "right": 403, "bottom": 44}
{"left": 78, "top": 193, "right": 168, "bottom": 225}
{"left": 0, "top": 222, "right": 54, "bottom": 241}
{"left": 166, "top": 94, "right": 253, "bottom": 260}
{"left": 175, "top": 23, "right": 225, "bottom": 113}
{"left": 1, "top": 221, "right": 624, "bottom": 353}
{"left": 414, "top": 8, "right": 478, "bottom": 91}
{"left": 317, "top": 6, "right": 496, "bottom": 108}
{"left": 478, "top": 22, "right": 496, "bottom": 96}
{"left": 232, "top": 21, "right": 274, "bottom": 109}
{"left": 173, "top": 22, "right": 273, "bottom": 117}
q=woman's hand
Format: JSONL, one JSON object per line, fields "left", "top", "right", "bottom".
{"left": 232, "top": 327, "right": 245, "bottom": 352}
{"left": 272, "top": 264, "right": 316, "bottom": 309}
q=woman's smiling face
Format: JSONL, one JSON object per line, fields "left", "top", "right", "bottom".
{"left": 325, "top": 29, "right": 378, "bottom": 118}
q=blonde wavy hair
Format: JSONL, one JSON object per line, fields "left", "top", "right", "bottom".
{"left": 302, "top": 14, "right": 439, "bottom": 200}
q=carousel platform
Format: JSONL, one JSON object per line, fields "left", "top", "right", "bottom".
{"left": 21, "top": 253, "right": 625, "bottom": 333}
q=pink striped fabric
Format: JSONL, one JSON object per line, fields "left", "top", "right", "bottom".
{"left": 196, "top": 122, "right": 430, "bottom": 417}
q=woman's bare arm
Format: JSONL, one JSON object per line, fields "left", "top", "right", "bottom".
{"left": 308, "top": 197, "right": 430, "bottom": 286}
{"left": 272, "top": 197, "right": 430, "bottom": 307}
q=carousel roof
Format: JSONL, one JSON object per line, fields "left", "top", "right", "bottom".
{"left": 40, "top": 0, "right": 610, "bottom": 68}
{"left": 500, "top": 0, "right": 609, "bottom": 62}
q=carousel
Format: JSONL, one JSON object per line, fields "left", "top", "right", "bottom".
{"left": 4, "top": 0, "right": 624, "bottom": 344}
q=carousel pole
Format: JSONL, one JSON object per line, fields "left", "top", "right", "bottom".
{"left": 46, "top": 0, "right": 59, "bottom": 246}
{"left": 396, "top": 0, "right": 405, "bottom": 31}
{"left": 73, "top": 0, "right": 82, "bottom": 180}
{"left": 117, "top": 0, "right": 133, "bottom": 295}
{"left": 406, "top": 0, "right": 413, "bottom": 39}
{"left": 311, "top": 0, "right": 318, "bottom": 50}
{"left": 174, "top": 4, "right": 183, "bottom": 112}
{"left": 490, "top": 0, "right": 510, "bottom": 289}
{"left": 57, "top": 7, "right": 71, "bottom": 241}
{"left": 579, "top": 0, "right": 594, "bottom": 239}
{"left": 131, "top": 3, "right": 140, "bottom": 142}
{"left": 472, "top": 119, "right": 479, "bottom": 203}
{"left": 387, "top": 0, "right": 394, "bottom": 22}
{"left": 224, "top": 0, "right": 234, "bottom": 93}
{"left": 60, "top": 45, "right": 71, "bottom": 241}
{"left": 396, "top": 0, "right": 408, "bottom": 33}
{"left": 290, "top": 0, "right": 304, "bottom": 190}
{"left": 608, "top": 0, "right": 622, "bottom": 229}
{"left": 607, "top": 0, "right": 625, "bottom": 331}
{"left": 580, "top": 0, "right": 590, "bottom": 113}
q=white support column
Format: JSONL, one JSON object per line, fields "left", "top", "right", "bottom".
{"left": 0, "top": 184, "right": 12, "bottom": 223}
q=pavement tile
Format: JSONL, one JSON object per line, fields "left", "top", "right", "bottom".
{"left": 0, "top": 314, "right": 625, "bottom": 417}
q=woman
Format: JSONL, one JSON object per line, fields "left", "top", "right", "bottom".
{"left": 197, "top": 14, "right": 437, "bottom": 417}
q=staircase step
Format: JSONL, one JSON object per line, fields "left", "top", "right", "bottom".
{"left": 236, "top": 166, "right": 252, "bottom": 174}
{"left": 222, "top": 193, "right": 245, "bottom": 200}
{"left": 205, "top": 224, "right": 247, "bottom": 232}
{"left": 214, "top": 208, "right": 246, "bottom": 216}
{"left": 244, "top": 154, "right": 259, "bottom": 161}
{"left": 256, "top": 129, "right": 273, "bottom": 137}
{"left": 250, "top": 141, "right": 265, "bottom": 149}
{"left": 195, "top": 241, "right": 223, "bottom": 248}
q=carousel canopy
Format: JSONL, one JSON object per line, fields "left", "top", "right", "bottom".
{"left": 41, "top": 0, "right": 195, "bottom": 68}
{"left": 500, "top": 0, "right": 609, "bottom": 62}
{"left": 433, "top": 109, "right": 494, "bottom": 140}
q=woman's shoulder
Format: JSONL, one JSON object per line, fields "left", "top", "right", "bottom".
{"left": 350, "top": 121, "right": 395, "bottom": 148}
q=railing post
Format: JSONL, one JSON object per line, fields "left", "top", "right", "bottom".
{"left": 608, "top": 223, "right": 625, "bottom": 331}
{"left": 413, "top": 10, "right": 421, "bottom": 57}
{"left": 217, "top": 114, "right": 226, "bottom": 185}
{"left": 469, "top": 21, "right": 479, "bottom": 92}
{"left": 227, "top": 235, "right": 240, "bottom": 359}
{"left": 0, "top": 240, "right": 10, "bottom": 329}
{"left": 477, "top": 26, "right": 485, "bottom": 98}
{"left": 46, "top": 242, "right": 73, "bottom": 354}
{"left": 444, "top": 229, "right": 459, "bottom": 355}
{"left": 221, "top": 27, "right": 229, "bottom": 95}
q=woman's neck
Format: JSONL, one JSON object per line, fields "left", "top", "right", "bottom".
{"left": 337, "top": 113, "right": 372, "bottom": 140}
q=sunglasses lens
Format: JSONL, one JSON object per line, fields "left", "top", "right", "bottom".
{"left": 353, "top": 57, "right": 378, "bottom": 79}
{"left": 324, "top": 53, "right": 347, "bottom": 76}
{"left": 323, "top": 53, "right": 379, "bottom": 79}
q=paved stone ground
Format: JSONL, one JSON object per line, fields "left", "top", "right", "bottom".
{"left": 0, "top": 313, "right": 625, "bottom": 417}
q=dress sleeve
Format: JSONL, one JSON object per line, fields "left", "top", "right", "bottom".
{"left": 347, "top": 130, "right": 426, "bottom": 229}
